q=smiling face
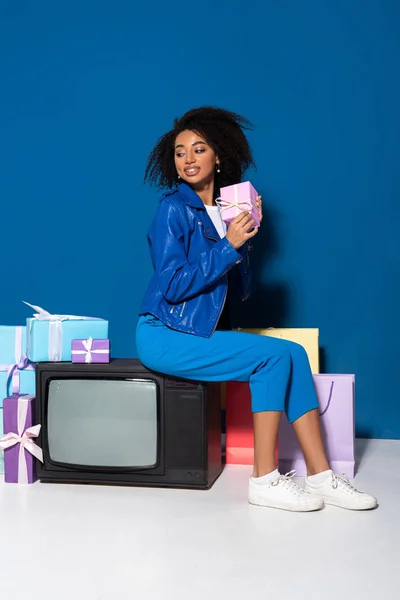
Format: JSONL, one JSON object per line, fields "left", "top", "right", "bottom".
{"left": 174, "top": 130, "right": 219, "bottom": 189}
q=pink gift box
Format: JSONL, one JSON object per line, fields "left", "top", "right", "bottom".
{"left": 218, "top": 181, "right": 260, "bottom": 227}
{"left": 71, "top": 338, "right": 110, "bottom": 363}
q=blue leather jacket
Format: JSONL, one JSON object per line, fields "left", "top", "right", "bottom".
{"left": 139, "top": 183, "right": 253, "bottom": 337}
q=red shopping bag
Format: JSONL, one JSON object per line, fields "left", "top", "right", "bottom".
{"left": 225, "top": 382, "right": 278, "bottom": 465}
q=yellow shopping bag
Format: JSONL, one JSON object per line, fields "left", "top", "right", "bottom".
{"left": 235, "top": 328, "right": 320, "bottom": 374}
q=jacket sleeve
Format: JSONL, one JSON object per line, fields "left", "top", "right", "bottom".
{"left": 149, "top": 199, "right": 243, "bottom": 303}
{"left": 232, "top": 241, "right": 253, "bottom": 301}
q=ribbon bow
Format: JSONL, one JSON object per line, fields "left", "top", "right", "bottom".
{"left": 215, "top": 197, "right": 251, "bottom": 213}
{"left": 82, "top": 336, "right": 94, "bottom": 362}
{"left": 215, "top": 184, "right": 251, "bottom": 215}
{"left": 23, "top": 301, "right": 86, "bottom": 323}
{"left": 0, "top": 395, "right": 43, "bottom": 484}
{"left": 71, "top": 337, "right": 109, "bottom": 363}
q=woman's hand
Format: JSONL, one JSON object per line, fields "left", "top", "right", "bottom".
{"left": 256, "top": 195, "right": 263, "bottom": 223}
{"left": 226, "top": 212, "right": 259, "bottom": 250}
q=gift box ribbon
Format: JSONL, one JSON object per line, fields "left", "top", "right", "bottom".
{"left": 216, "top": 185, "right": 251, "bottom": 214}
{"left": 0, "top": 395, "right": 43, "bottom": 484}
{"left": 24, "top": 301, "right": 92, "bottom": 362}
{"left": 0, "top": 326, "right": 35, "bottom": 395}
{"left": 71, "top": 337, "right": 109, "bottom": 363}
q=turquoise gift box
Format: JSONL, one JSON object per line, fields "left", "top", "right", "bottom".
{"left": 24, "top": 302, "right": 109, "bottom": 362}
{"left": 0, "top": 325, "right": 28, "bottom": 364}
{"left": 0, "top": 370, "right": 36, "bottom": 408}
{"left": 0, "top": 325, "right": 36, "bottom": 408}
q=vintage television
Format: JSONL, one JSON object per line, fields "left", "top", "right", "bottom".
{"left": 35, "top": 359, "right": 222, "bottom": 489}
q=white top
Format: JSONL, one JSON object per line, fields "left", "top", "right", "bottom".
{"left": 205, "top": 205, "right": 227, "bottom": 239}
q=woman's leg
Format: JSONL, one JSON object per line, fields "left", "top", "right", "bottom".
{"left": 252, "top": 411, "right": 281, "bottom": 477}
{"left": 292, "top": 409, "right": 330, "bottom": 475}
{"left": 263, "top": 340, "right": 377, "bottom": 510}
{"left": 281, "top": 341, "right": 330, "bottom": 475}
{"left": 252, "top": 346, "right": 331, "bottom": 477}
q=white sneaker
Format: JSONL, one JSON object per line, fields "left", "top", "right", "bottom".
{"left": 248, "top": 470, "right": 324, "bottom": 512}
{"left": 304, "top": 472, "right": 378, "bottom": 510}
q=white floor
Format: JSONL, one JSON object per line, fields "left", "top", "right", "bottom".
{"left": 0, "top": 439, "right": 399, "bottom": 600}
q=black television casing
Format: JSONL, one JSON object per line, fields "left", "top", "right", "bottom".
{"left": 35, "top": 359, "right": 222, "bottom": 489}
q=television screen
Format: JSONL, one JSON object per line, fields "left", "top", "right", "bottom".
{"left": 47, "top": 378, "right": 158, "bottom": 468}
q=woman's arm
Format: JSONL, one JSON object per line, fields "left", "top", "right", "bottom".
{"left": 149, "top": 199, "right": 242, "bottom": 304}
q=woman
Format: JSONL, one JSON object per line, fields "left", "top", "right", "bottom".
{"left": 136, "top": 106, "right": 377, "bottom": 512}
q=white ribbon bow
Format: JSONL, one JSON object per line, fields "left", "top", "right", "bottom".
{"left": 71, "top": 337, "right": 109, "bottom": 363}
{"left": 216, "top": 197, "right": 250, "bottom": 212}
{"left": 24, "top": 301, "right": 90, "bottom": 362}
{"left": 0, "top": 395, "right": 43, "bottom": 484}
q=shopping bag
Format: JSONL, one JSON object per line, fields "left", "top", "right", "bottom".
{"left": 236, "top": 328, "right": 320, "bottom": 373}
{"left": 225, "top": 382, "right": 278, "bottom": 465}
{"left": 278, "top": 374, "right": 355, "bottom": 477}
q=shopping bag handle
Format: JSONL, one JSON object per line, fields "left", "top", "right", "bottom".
{"left": 319, "top": 380, "right": 334, "bottom": 417}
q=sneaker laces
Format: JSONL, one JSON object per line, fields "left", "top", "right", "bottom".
{"left": 331, "top": 473, "right": 362, "bottom": 495}
{"left": 271, "top": 470, "right": 309, "bottom": 497}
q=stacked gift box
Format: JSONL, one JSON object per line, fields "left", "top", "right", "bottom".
{"left": 0, "top": 302, "right": 109, "bottom": 484}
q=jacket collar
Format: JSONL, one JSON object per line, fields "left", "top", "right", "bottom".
{"left": 177, "top": 183, "right": 208, "bottom": 210}
{"left": 178, "top": 183, "right": 221, "bottom": 241}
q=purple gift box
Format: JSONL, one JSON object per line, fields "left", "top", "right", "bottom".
{"left": 71, "top": 337, "right": 110, "bottom": 363}
{"left": 0, "top": 394, "right": 43, "bottom": 484}
{"left": 217, "top": 181, "right": 260, "bottom": 227}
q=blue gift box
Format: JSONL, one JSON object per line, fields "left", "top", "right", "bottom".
{"left": 0, "top": 325, "right": 36, "bottom": 408}
{"left": 0, "top": 369, "right": 36, "bottom": 408}
{"left": 0, "top": 408, "right": 4, "bottom": 475}
{"left": 25, "top": 303, "right": 109, "bottom": 362}
{"left": 0, "top": 325, "right": 28, "bottom": 364}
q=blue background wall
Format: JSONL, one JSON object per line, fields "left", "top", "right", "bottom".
{"left": 1, "top": 1, "right": 399, "bottom": 438}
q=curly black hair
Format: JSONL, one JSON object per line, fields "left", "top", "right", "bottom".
{"left": 144, "top": 106, "right": 256, "bottom": 190}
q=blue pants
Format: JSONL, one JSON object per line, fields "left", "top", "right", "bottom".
{"left": 136, "top": 315, "right": 319, "bottom": 423}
